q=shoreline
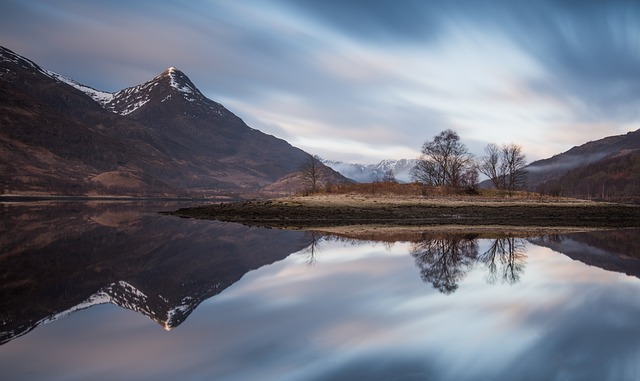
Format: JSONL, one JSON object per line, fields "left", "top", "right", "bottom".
{"left": 304, "top": 224, "right": 610, "bottom": 241}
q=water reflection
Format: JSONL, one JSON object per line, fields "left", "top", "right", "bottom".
{"left": 480, "top": 237, "right": 527, "bottom": 285}
{"left": 410, "top": 234, "right": 478, "bottom": 294}
{"left": 0, "top": 201, "right": 311, "bottom": 345}
{"left": 326, "top": 229, "right": 640, "bottom": 295}
{"left": 1, "top": 202, "right": 640, "bottom": 380}
{"left": 410, "top": 234, "right": 529, "bottom": 294}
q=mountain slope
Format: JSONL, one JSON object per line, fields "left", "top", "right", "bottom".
{"left": 536, "top": 149, "right": 640, "bottom": 201}
{"left": 526, "top": 129, "right": 640, "bottom": 191}
{"left": 0, "top": 46, "right": 346, "bottom": 197}
{"left": 114, "top": 67, "right": 327, "bottom": 190}
{"left": 0, "top": 46, "right": 183, "bottom": 195}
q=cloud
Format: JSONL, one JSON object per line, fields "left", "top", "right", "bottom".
{"left": 1, "top": 0, "right": 638, "bottom": 163}
{"left": 276, "top": 0, "right": 444, "bottom": 45}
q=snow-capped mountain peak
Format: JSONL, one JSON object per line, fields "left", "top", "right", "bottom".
{"left": 1, "top": 45, "right": 227, "bottom": 118}
{"left": 162, "top": 66, "right": 197, "bottom": 95}
{"left": 100, "top": 66, "right": 227, "bottom": 117}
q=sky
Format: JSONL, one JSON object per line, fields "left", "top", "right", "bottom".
{"left": 2, "top": 0, "right": 640, "bottom": 164}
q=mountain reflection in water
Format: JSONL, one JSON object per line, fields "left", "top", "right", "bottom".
{"left": 1, "top": 201, "right": 640, "bottom": 381}
{"left": 0, "top": 201, "right": 311, "bottom": 344}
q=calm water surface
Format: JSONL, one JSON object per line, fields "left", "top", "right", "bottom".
{"left": 1, "top": 201, "right": 640, "bottom": 381}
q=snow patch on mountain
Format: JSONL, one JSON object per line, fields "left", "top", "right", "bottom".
{"left": 166, "top": 67, "right": 195, "bottom": 94}
{"left": 40, "top": 291, "right": 111, "bottom": 326}
{"left": 45, "top": 70, "right": 115, "bottom": 105}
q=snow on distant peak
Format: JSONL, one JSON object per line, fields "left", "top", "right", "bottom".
{"left": 323, "top": 158, "right": 418, "bottom": 182}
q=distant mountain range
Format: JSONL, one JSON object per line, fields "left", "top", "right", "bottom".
{"left": 0, "top": 46, "right": 346, "bottom": 197}
{"left": 322, "top": 158, "right": 418, "bottom": 183}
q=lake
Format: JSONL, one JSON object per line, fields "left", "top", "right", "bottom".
{"left": 1, "top": 201, "right": 640, "bottom": 381}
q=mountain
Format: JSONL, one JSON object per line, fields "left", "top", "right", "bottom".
{"left": 0, "top": 46, "right": 346, "bottom": 197}
{"left": 526, "top": 129, "right": 640, "bottom": 201}
{"left": 323, "top": 158, "right": 418, "bottom": 182}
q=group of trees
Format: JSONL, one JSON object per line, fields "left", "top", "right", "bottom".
{"left": 301, "top": 129, "right": 528, "bottom": 194}
{"left": 478, "top": 142, "right": 528, "bottom": 192}
{"left": 411, "top": 129, "right": 528, "bottom": 192}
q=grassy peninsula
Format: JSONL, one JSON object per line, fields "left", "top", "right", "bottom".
{"left": 170, "top": 187, "right": 640, "bottom": 235}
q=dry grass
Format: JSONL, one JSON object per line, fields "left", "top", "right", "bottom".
{"left": 281, "top": 192, "right": 602, "bottom": 208}
{"left": 297, "top": 182, "right": 596, "bottom": 205}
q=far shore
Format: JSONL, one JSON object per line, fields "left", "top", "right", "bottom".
{"left": 0, "top": 194, "right": 239, "bottom": 202}
{"left": 168, "top": 193, "right": 640, "bottom": 235}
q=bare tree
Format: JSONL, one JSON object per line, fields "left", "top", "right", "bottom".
{"left": 479, "top": 143, "right": 527, "bottom": 192}
{"left": 503, "top": 144, "right": 528, "bottom": 192}
{"left": 411, "top": 129, "right": 474, "bottom": 188}
{"left": 300, "top": 154, "right": 323, "bottom": 193}
{"left": 479, "top": 143, "right": 505, "bottom": 189}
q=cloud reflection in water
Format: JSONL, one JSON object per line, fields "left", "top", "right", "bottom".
{"left": 2, "top": 235, "right": 640, "bottom": 381}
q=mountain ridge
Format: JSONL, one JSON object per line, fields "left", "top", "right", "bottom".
{"left": 0, "top": 46, "right": 347, "bottom": 197}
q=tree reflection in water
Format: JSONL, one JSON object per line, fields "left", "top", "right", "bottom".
{"left": 410, "top": 234, "right": 479, "bottom": 294}
{"left": 410, "top": 234, "right": 527, "bottom": 294}
{"left": 479, "top": 237, "right": 527, "bottom": 286}
{"left": 302, "top": 232, "right": 323, "bottom": 266}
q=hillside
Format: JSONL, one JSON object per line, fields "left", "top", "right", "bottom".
{"left": 0, "top": 46, "right": 346, "bottom": 197}
{"left": 536, "top": 150, "right": 640, "bottom": 202}
{"left": 526, "top": 129, "right": 640, "bottom": 196}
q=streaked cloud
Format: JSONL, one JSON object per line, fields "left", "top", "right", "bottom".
{"left": 1, "top": 0, "right": 638, "bottom": 163}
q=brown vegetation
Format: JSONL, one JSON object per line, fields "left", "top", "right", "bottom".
{"left": 305, "top": 181, "right": 559, "bottom": 200}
